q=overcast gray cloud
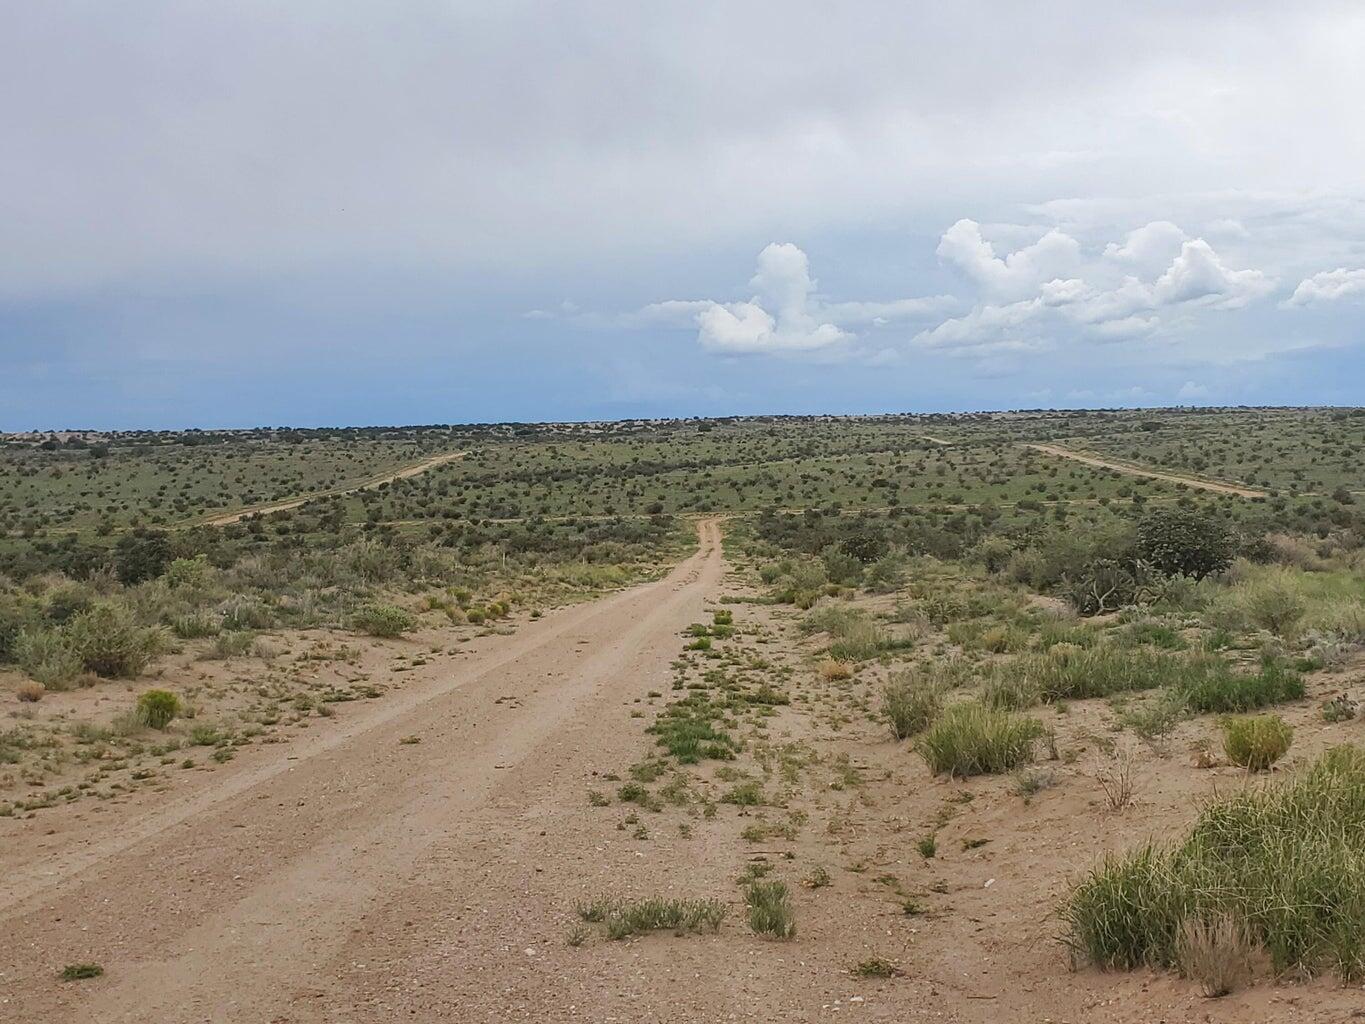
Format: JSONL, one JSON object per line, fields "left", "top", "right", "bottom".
{"left": 1, "top": 2, "right": 1363, "bottom": 426}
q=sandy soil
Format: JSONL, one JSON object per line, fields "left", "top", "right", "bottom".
{"left": 196, "top": 450, "right": 467, "bottom": 526}
{"left": 1024, "top": 443, "right": 1268, "bottom": 498}
{"left": 3, "top": 519, "right": 1362, "bottom": 1023}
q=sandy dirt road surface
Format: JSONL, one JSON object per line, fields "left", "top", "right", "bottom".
{"left": 196, "top": 450, "right": 467, "bottom": 526}
{"left": 1, "top": 520, "right": 740, "bottom": 1023}
{"left": 1024, "top": 442, "right": 1268, "bottom": 497}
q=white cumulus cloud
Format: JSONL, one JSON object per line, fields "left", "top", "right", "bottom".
{"left": 936, "top": 219, "right": 1081, "bottom": 300}
{"left": 1151, "top": 239, "right": 1273, "bottom": 308}
{"left": 917, "top": 221, "right": 1275, "bottom": 351}
{"left": 1283, "top": 267, "right": 1365, "bottom": 307}
{"left": 625, "top": 242, "right": 951, "bottom": 355}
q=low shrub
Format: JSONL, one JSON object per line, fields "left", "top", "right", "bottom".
{"left": 647, "top": 694, "right": 738, "bottom": 763}
{"left": 352, "top": 603, "right": 417, "bottom": 638}
{"left": 918, "top": 702, "right": 1045, "bottom": 777}
{"left": 170, "top": 610, "right": 221, "bottom": 639}
{"left": 1222, "top": 715, "right": 1293, "bottom": 770}
{"left": 203, "top": 630, "right": 256, "bottom": 660}
{"left": 1240, "top": 577, "right": 1308, "bottom": 637}
{"left": 135, "top": 689, "right": 181, "bottom": 730}
{"left": 818, "top": 658, "right": 852, "bottom": 681}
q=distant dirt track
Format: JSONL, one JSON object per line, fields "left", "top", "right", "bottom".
{"left": 1024, "top": 443, "right": 1267, "bottom": 498}
{"left": 196, "top": 450, "right": 467, "bottom": 526}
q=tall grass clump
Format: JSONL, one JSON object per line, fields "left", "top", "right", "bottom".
{"left": 882, "top": 671, "right": 943, "bottom": 739}
{"left": 981, "top": 673, "right": 1042, "bottom": 711}
{"left": 1063, "top": 745, "right": 1365, "bottom": 981}
{"left": 1176, "top": 659, "right": 1303, "bottom": 714}
{"left": 1222, "top": 715, "right": 1293, "bottom": 770}
{"left": 1012, "top": 646, "right": 1201, "bottom": 702}
{"left": 745, "top": 880, "right": 797, "bottom": 939}
{"left": 917, "top": 701, "right": 1045, "bottom": 777}
{"left": 1008, "top": 645, "right": 1302, "bottom": 713}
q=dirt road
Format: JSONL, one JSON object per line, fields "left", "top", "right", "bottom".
{"left": 196, "top": 450, "right": 467, "bottom": 526}
{"left": 1024, "top": 442, "right": 1268, "bottom": 497}
{"left": 0, "top": 521, "right": 746, "bottom": 1023}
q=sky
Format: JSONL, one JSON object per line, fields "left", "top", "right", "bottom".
{"left": 2, "top": 1, "right": 1363, "bottom": 430}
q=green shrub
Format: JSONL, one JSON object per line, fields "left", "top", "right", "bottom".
{"left": 136, "top": 689, "right": 181, "bottom": 729}
{"left": 1006, "top": 646, "right": 1301, "bottom": 713}
{"left": 882, "top": 672, "right": 943, "bottom": 739}
{"left": 1136, "top": 507, "right": 1235, "bottom": 580}
{"left": 1222, "top": 716, "right": 1293, "bottom": 770}
{"left": 1062, "top": 745, "right": 1365, "bottom": 980}
{"left": 163, "top": 555, "right": 214, "bottom": 590}
{"left": 745, "top": 880, "right": 796, "bottom": 939}
{"left": 15, "top": 628, "right": 82, "bottom": 688}
{"left": 828, "top": 619, "right": 889, "bottom": 661}
{"left": 65, "top": 604, "right": 169, "bottom": 678}
{"left": 352, "top": 603, "right": 417, "bottom": 638}
{"left": 918, "top": 702, "right": 1045, "bottom": 777}
{"left": 1240, "top": 579, "right": 1307, "bottom": 637}
{"left": 44, "top": 583, "right": 96, "bottom": 624}
{"left": 721, "top": 781, "right": 764, "bottom": 806}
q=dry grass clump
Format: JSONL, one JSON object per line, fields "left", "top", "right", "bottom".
{"left": 818, "top": 658, "right": 852, "bottom": 681}
{"left": 1176, "top": 914, "right": 1254, "bottom": 997}
{"left": 917, "top": 701, "right": 1045, "bottom": 777}
{"left": 1063, "top": 745, "right": 1365, "bottom": 981}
